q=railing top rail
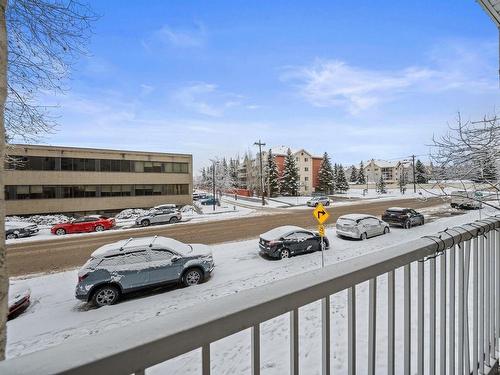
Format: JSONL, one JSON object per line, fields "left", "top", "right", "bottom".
{"left": 1, "top": 216, "right": 499, "bottom": 375}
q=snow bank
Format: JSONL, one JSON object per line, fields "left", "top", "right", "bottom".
{"left": 6, "top": 214, "right": 71, "bottom": 227}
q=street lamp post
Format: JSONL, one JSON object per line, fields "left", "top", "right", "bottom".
{"left": 254, "top": 140, "right": 266, "bottom": 206}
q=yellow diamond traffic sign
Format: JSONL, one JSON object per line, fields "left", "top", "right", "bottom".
{"left": 312, "top": 203, "right": 330, "bottom": 224}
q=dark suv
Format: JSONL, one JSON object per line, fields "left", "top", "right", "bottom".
{"left": 381, "top": 207, "right": 424, "bottom": 229}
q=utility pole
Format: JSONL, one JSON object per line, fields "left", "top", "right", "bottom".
{"left": 412, "top": 155, "right": 416, "bottom": 193}
{"left": 254, "top": 140, "right": 266, "bottom": 206}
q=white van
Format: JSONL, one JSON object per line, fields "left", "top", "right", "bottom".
{"left": 450, "top": 191, "right": 482, "bottom": 209}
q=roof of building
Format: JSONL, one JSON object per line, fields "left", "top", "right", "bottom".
{"left": 267, "top": 146, "right": 322, "bottom": 158}
{"left": 477, "top": 0, "right": 500, "bottom": 26}
{"left": 365, "top": 159, "right": 399, "bottom": 168}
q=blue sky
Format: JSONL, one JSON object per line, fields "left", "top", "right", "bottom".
{"left": 30, "top": 1, "right": 500, "bottom": 171}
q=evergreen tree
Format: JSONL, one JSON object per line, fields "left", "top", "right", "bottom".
{"left": 281, "top": 148, "right": 300, "bottom": 196}
{"left": 415, "top": 159, "right": 428, "bottom": 184}
{"left": 398, "top": 171, "right": 407, "bottom": 193}
{"left": 357, "top": 161, "right": 366, "bottom": 184}
{"left": 349, "top": 165, "right": 358, "bottom": 183}
{"left": 333, "top": 163, "right": 339, "bottom": 192}
{"left": 336, "top": 164, "right": 349, "bottom": 193}
{"left": 229, "top": 158, "right": 239, "bottom": 188}
{"left": 317, "top": 152, "right": 335, "bottom": 194}
{"left": 265, "top": 149, "right": 280, "bottom": 197}
{"left": 376, "top": 174, "right": 387, "bottom": 193}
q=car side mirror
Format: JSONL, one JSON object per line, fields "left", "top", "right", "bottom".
{"left": 171, "top": 255, "right": 181, "bottom": 262}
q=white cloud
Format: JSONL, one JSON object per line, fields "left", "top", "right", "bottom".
{"left": 282, "top": 41, "right": 497, "bottom": 114}
{"left": 172, "top": 82, "right": 243, "bottom": 117}
{"left": 145, "top": 23, "right": 206, "bottom": 49}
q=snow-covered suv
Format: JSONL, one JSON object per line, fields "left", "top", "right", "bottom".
{"left": 76, "top": 236, "right": 215, "bottom": 306}
{"left": 136, "top": 209, "right": 182, "bottom": 227}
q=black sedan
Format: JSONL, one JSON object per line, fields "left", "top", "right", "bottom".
{"left": 381, "top": 207, "right": 425, "bottom": 229}
{"left": 259, "top": 225, "right": 329, "bottom": 259}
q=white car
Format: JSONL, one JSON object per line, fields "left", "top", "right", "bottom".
{"left": 154, "top": 204, "right": 177, "bottom": 210}
{"left": 306, "top": 196, "right": 331, "bottom": 207}
{"left": 336, "top": 214, "right": 390, "bottom": 240}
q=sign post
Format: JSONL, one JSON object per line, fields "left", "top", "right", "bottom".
{"left": 312, "top": 203, "right": 330, "bottom": 268}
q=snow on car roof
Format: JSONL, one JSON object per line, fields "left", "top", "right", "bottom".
{"left": 386, "top": 207, "right": 406, "bottom": 211}
{"left": 338, "top": 214, "right": 376, "bottom": 221}
{"left": 5, "top": 221, "right": 36, "bottom": 229}
{"left": 260, "top": 225, "right": 305, "bottom": 241}
{"left": 91, "top": 236, "right": 191, "bottom": 257}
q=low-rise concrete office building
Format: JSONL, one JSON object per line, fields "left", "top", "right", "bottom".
{"left": 5, "top": 144, "right": 193, "bottom": 216}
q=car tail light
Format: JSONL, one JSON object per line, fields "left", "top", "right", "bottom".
{"left": 78, "top": 274, "right": 88, "bottom": 283}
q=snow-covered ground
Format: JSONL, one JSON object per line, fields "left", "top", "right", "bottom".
{"left": 6, "top": 205, "right": 494, "bottom": 374}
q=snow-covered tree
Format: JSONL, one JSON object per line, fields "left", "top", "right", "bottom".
{"left": 357, "top": 161, "right": 366, "bottom": 184}
{"left": 398, "top": 171, "right": 408, "bottom": 193}
{"left": 265, "top": 149, "right": 280, "bottom": 197}
{"left": 317, "top": 152, "right": 335, "bottom": 194}
{"left": 415, "top": 159, "right": 428, "bottom": 184}
{"left": 349, "top": 165, "right": 358, "bottom": 183}
{"left": 376, "top": 174, "right": 387, "bottom": 193}
{"left": 281, "top": 148, "right": 300, "bottom": 196}
{"left": 229, "top": 158, "right": 240, "bottom": 188}
{"left": 336, "top": 164, "right": 349, "bottom": 193}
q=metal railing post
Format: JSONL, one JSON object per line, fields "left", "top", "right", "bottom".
{"left": 322, "top": 296, "right": 331, "bottom": 375}
{"left": 348, "top": 287, "right": 356, "bottom": 375}
{"left": 251, "top": 324, "right": 260, "bottom": 375}
{"left": 459, "top": 242, "right": 464, "bottom": 375}
{"left": 450, "top": 245, "right": 456, "bottom": 374}
{"left": 290, "top": 309, "right": 299, "bottom": 375}
{"left": 440, "top": 250, "right": 447, "bottom": 375}
{"left": 404, "top": 264, "right": 411, "bottom": 375}
{"left": 429, "top": 257, "right": 436, "bottom": 375}
{"left": 388, "top": 270, "right": 395, "bottom": 375}
{"left": 368, "top": 278, "right": 377, "bottom": 375}
{"left": 418, "top": 260, "right": 424, "bottom": 375}
{"left": 202, "top": 344, "right": 211, "bottom": 375}
{"left": 473, "top": 237, "right": 479, "bottom": 375}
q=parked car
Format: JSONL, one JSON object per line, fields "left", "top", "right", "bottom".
{"left": 193, "top": 193, "right": 208, "bottom": 201}
{"left": 51, "top": 216, "right": 115, "bottom": 235}
{"left": 306, "top": 196, "right": 331, "bottom": 207}
{"left": 450, "top": 190, "right": 483, "bottom": 209}
{"left": 259, "top": 225, "right": 329, "bottom": 259}
{"left": 136, "top": 209, "right": 182, "bottom": 227}
{"left": 336, "top": 214, "right": 390, "bottom": 240}
{"left": 200, "top": 196, "right": 220, "bottom": 206}
{"left": 8, "top": 286, "right": 31, "bottom": 320}
{"left": 5, "top": 221, "right": 39, "bottom": 240}
{"left": 75, "top": 236, "right": 215, "bottom": 306}
{"left": 381, "top": 207, "right": 425, "bottom": 228}
{"left": 153, "top": 204, "right": 177, "bottom": 210}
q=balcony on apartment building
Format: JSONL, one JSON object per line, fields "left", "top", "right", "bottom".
{"left": 1, "top": 216, "right": 500, "bottom": 374}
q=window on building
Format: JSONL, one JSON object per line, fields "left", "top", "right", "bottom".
{"left": 121, "top": 185, "right": 133, "bottom": 196}
{"left": 304, "top": 167, "right": 309, "bottom": 171}
{"left": 134, "top": 161, "right": 144, "bottom": 172}
{"left": 143, "top": 161, "right": 154, "bottom": 173}
{"left": 61, "top": 158, "right": 73, "bottom": 171}
{"left": 110, "top": 160, "right": 121, "bottom": 172}
{"left": 62, "top": 186, "right": 74, "bottom": 198}
{"left": 29, "top": 185, "right": 43, "bottom": 199}
{"left": 304, "top": 158, "right": 308, "bottom": 162}
{"left": 304, "top": 177, "right": 309, "bottom": 181}
{"left": 100, "top": 159, "right": 111, "bottom": 172}
{"left": 120, "top": 160, "right": 131, "bottom": 172}
{"left": 72, "top": 159, "right": 86, "bottom": 171}
{"left": 85, "top": 159, "right": 97, "bottom": 171}
{"left": 84, "top": 185, "right": 97, "bottom": 197}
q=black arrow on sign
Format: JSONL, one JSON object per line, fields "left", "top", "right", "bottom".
{"left": 317, "top": 209, "right": 326, "bottom": 219}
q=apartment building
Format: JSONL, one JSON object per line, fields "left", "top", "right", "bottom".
{"left": 261, "top": 146, "right": 323, "bottom": 195}
{"left": 5, "top": 144, "right": 193, "bottom": 215}
{"left": 363, "top": 159, "right": 419, "bottom": 183}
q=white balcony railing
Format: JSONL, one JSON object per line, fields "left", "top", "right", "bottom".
{"left": 1, "top": 216, "right": 500, "bottom": 374}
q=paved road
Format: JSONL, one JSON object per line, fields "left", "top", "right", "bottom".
{"left": 7, "top": 197, "right": 442, "bottom": 276}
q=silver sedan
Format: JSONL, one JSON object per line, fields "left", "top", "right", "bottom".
{"left": 336, "top": 214, "right": 390, "bottom": 240}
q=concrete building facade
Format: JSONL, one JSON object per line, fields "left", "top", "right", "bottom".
{"left": 5, "top": 144, "right": 193, "bottom": 215}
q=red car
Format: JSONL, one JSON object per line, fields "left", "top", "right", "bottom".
{"left": 8, "top": 287, "right": 31, "bottom": 320}
{"left": 51, "top": 216, "right": 115, "bottom": 235}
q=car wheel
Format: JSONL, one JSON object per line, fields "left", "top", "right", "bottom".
{"left": 55, "top": 228, "right": 66, "bottom": 236}
{"left": 94, "top": 225, "right": 104, "bottom": 232}
{"left": 384, "top": 226, "right": 390, "bottom": 234}
{"left": 360, "top": 232, "right": 367, "bottom": 240}
{"left": 6, "top": 233, "right": 17, "bottom": 240}
{"left": 404, "top": 220, "right": 411, "bottom": 229}
{"left": 92, "top": 285, "right": 120, "bottom": 307}
{"left": 182, "top": 268, "right": 203, "bottom": 287}
{"left": 280, "top": 248, "right": 291, "bottom": 259}
{"left": 325, "top": 201, "right": 330, "bottom": 206}
{"left": 141, "top": 219, "right": 150, "bottom": 227}
{"left": 169, "top": 217, "right": 179, "bottom": 224}
{"left": 420, "top": 218, "right": 425, "bottom": 225}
